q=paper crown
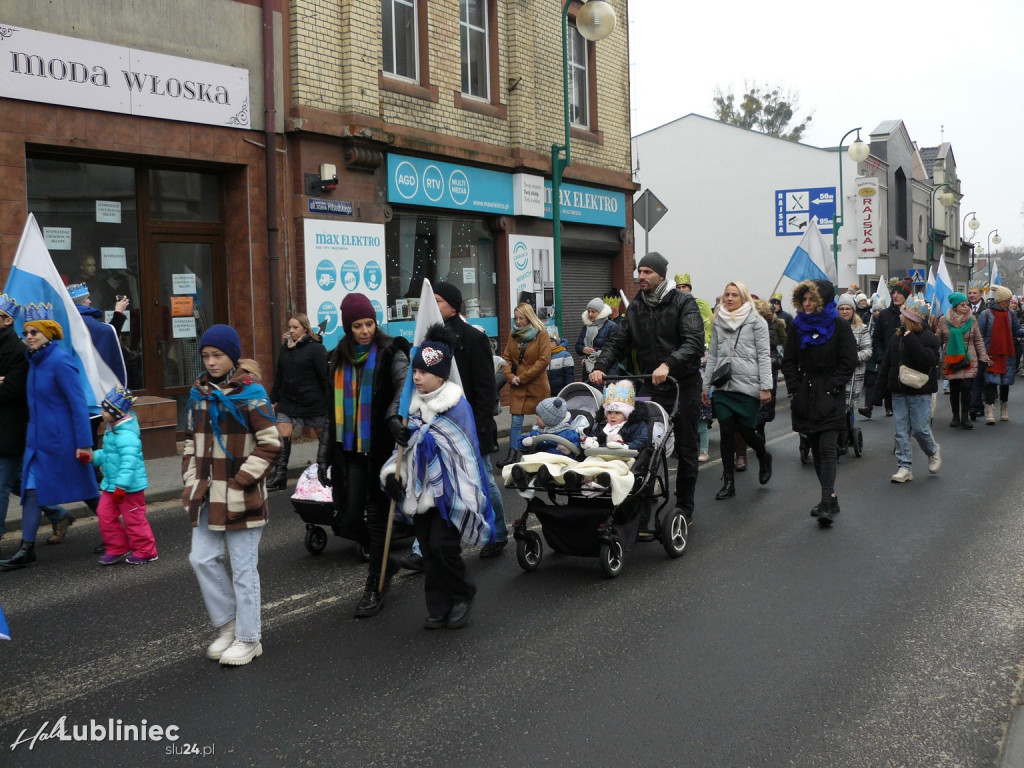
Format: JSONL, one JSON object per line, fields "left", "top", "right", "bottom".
{"left": 901, "top": 296, "right": 930, "bottom": 322}
{"left": 67, "top": 283, "right": 90, "bottom": 302}
{"left": 968, "top": 280, "right": 989, "bottom": 291}
{"left": 674, "top": 273, "right": 691, "bottom": 286}
{"left": 0, "top": 293, "right": 19, "bottom": 319}
{"left": 770, "top": 292, "right": 783, "bottom": 301}
{"left": 23, "top": 303, "right": 56, "bottom": 323}
{"left": 603, "top": 380, "right": 635, "bottom": 408}
{"left": 102, "top": 385, "right": 136, "bottom": 417}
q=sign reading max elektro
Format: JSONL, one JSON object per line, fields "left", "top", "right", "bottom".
{"left": 0, "top": 24, "right": 250, "bottom": 129}
{"left": 775, "top": 187, "right": 836, "bottom": 236}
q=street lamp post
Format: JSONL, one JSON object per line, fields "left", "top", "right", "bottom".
{"left": 832, "top": 128, "right": 870, "bottom": 279}
{"left": 552, "top": 0, "right": 616, "bottom": 332}
{"left": 987, "top": 229, "right": 1002, "bottom": 284}
{"left": 962, "top": 211, "right": 980, "bottom": 243}
{"left": 926, "top": 183, "right": 956, "bottom": 281}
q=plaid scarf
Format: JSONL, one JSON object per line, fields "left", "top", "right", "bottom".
{"left": 334, "top": 343, "right": 377, "bottom": 452}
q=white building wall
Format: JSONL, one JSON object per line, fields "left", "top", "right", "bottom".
{"left": 632, "top": 115, "right": 865, "bottom": 302}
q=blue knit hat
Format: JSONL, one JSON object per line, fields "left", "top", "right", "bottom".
{"left": 67, "top": 283, "right": 90, "bottom": 304}
{"left": 0, "top": 294, "right": 19, "bottom": 319}
{"left": 199, "top": 324, "right": 242, "bottom": 364}
{"left": 102, "top": 385, "right": 135, "bottom": 418}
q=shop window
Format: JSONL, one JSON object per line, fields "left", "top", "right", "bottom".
{"left": 27, "top": 158, "right": 144, "bottom": 389}
{"left": 384, "top": 213, "right": 497, "bottom": 331}
{"left": 150, "top": 170, "right": 221, "bottom": 222}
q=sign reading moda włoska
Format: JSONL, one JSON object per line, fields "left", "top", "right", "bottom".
{"left": 0, "top": 24, "right": 250, "bottom": 129}
{"left": 387, "top": 154, "right": 625, "bottom": 228}
{"left": 303, "top": 220, "right": 387, "bottom": 352}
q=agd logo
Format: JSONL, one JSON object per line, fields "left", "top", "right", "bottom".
{"left": 394, "top": 160, "right": 419, "bottom": 200}
{"left": 315, "top": 260, "right": 336, "bottom": 291}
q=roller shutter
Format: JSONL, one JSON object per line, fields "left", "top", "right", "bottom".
{"left": 560, "top": 252, "right": 613, "bottom": 381}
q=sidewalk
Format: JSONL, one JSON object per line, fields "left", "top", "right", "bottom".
{"left": 3, "top": 408, "right": 516, "bottom": 534}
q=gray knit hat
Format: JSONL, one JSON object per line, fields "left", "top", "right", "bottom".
{"left": 836, "top": 294, "right": 857, "bottom": 310}
{"left": 535, "top": 396, "right": 568, "bottom": 427}
{"left": 587, "top": 297, "right": 606, "bottom": 313}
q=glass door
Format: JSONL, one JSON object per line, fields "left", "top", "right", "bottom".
{"left": 149, "top": 237, "right": 223, "bottom": 426}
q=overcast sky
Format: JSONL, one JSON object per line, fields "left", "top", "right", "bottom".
{"left": 628, "top": 0, "right": 1024, "bottom": 250}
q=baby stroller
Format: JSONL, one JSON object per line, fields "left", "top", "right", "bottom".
{"left": 510, "top": 375, "right": 686, "bottom": 579}
{"left": 290, "top": 465, "right": 414, "bottom": 559}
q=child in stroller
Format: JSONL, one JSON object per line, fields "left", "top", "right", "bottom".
{"left": 520, "top": 396, "right": 587, "bottom": 456}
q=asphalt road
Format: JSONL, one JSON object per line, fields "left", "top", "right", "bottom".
{"left": 3, "top": 405, "right": 1024, "bottom": 767}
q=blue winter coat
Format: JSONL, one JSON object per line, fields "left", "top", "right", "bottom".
{"left": 93, "top": 414, "right": 149, "bottom": 493}
{"left": 547, "top": 339, "right": 575, "bottom": 393}
{"left": 22, "top": 342, "right": 99, "bottom": 506}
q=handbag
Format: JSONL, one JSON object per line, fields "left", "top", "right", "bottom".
{"left": 898, "top": 364, "right": 929, "bottom": 389}
{"left": 709, "top": 325, "right": 743, "bottom": 388}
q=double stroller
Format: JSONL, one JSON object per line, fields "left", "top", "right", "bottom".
{"left": 508, "top": 377, "right": 687, "bottom": 578}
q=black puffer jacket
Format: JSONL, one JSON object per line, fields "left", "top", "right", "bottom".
{"left": 595, "top": 287, "right": 705, "bottom": 392}
{"left": 872, "top": 326, "right": 940, "bottom": 399}
{"left": 445, "top": 315, "right": 498, "bottom": 455}
{"left": 780, "top": 280, "right": 858, "bottom": 434}
{"left": 0, "top": 325, "right": 29, "bottom": 456}
{"left": 270, "top": 335, "right": 329, "bottom": 419}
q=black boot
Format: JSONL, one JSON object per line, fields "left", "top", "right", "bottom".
{"left": 758, "top": 451, "right": 773, "bottom": 485}
{"left": 495, "top": 449, "right": 520, "bottom": 470}
{"left": 817, "top": 496, "right": 837, "bottom": 527}
{"left": 715, "top": 472, "right": 735, "bottom": 500}
{"left": 267, "top": 437, "right": 291, "bottom": 491}
{"left": 354, "top": 556, "right": 398, "bottom": 618}
{"left": 0, "top": 540, "right": 36, "bottom": 570}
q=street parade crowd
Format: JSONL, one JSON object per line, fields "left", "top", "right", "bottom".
{"left": 1, "top": 254, "right": 1023, "bottom": 665}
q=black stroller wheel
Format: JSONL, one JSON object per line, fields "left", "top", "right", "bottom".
{"left": 304, "top": 525, "right": 328, "bottom": 554}
{"left": 660, "top": 508, "right": 688, "bottom": 558}
{"left": 852, "top": 428, "right": 864, "bottom": 457}
{"left": 599, "top": 539, "right": 624, "bottom": 578}
{"left": 516, "top": 530, "right": 543, "bottom": 571}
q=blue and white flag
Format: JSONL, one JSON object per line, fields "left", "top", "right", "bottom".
{"left": 0, "top": 603, "right": 10, "bottom": 641}
{"left": 991, "top": 261, "right": 1002, "bottom": 287}
{"left": 2, "top": 215, "right": 122, "bottom": 411}
{"left": 924, "top": 267, "right": 937, "bottom": 307}
{"left": 873, "top": 275, "right": 891, "bottom": 308}
{"left": 932, "top": 257, "right": 955, "bottom": 317}
{"left": 782, "top": 218, "right": 835, "bottom": 284}
{"left": 397, "top": 279, "right": 462, "bottom": 420}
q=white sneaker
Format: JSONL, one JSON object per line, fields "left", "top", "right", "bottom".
{"left": 205, "top": 620, "right": 236, "bottom": 660}
{"left": 928, "top": 445, "right": 941, "bottom": 474}
{"left": 219, "top": 639, "right": 263, "bottom": 666}
{"left": 891, "top": 467, "right": 913, "bottom": 483}
{"left": 698, "top": 450, "right": 710, "bottom": 463}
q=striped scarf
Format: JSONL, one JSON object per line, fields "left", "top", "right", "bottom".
{"left": 943, "top": 312, "right": 972, "bottom": 374}
{"left": 334, "top": 343, "right": 377, "bottom": 452}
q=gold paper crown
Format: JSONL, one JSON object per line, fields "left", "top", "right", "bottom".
{"left": 674, "top": 273, "right": 691, "bottom": 286}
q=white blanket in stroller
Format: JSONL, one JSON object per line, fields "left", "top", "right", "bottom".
{"left": 502, "top": 452, "right": 636, "bottom": 506}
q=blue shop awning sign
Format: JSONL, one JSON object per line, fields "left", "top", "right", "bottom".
{"left": 387, "top": 154, "right": 625, "bottom": 227}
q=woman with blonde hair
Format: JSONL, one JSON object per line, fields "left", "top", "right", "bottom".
{"left": 499, "top": 302, "right": 551, "bottom": 467}
{"left": 701, "top": 281, "right": 773, "bottom": 500}
{"left": 835, "top": 294, "right": 873, "bottom": 440}
{"left": 268, "top": 312, "right": 328, "bottom": 490}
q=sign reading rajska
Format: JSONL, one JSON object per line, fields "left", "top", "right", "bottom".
{"left": 0, "top": 23, "right": 251, "bottom": 129}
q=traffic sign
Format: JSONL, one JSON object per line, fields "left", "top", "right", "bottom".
{"left": 634, "top": 189, "right": 668, "bottom": 231}
{"left": 909, "top": 268, "right": 925, "bottom": 284}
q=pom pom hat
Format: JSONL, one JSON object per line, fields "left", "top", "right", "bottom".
{"left": 412, "top": 323, "right": 453, "bottom": 380}
{"left": 603, "top": 380, "right": 636, "bottom": 417}
{"left": 535, "top": 396, "right": 568, "bottom": 427}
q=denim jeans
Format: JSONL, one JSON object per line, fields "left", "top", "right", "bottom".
{"left": 188, "top": 503, "right": 264, "bottom": 642}
{"left": 482, "top": 455, "right": 507, "bottom": 543}
{"left": 0, "top": 455, "right": 67, "bottom": 535}
{"left": 508, "top": 414, "right": 525, "bottom": 452}
{"left": 892, "top": 393, "right": 937, "bottom": 469}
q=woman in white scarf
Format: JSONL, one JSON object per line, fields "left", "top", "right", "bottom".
{"left": 701, "top": 281, "right": 774, "bottom": 500}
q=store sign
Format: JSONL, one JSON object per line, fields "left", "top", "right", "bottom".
{"left": 775, "top": 187, "right": 836, "bottom": 236}
{"left": 856, "top": 177, "right": 879, "bottom": 258}
{"left": 513, "top": 173, "right": 545, "bottom": 218}
{"left": 0, "top": 24, "right": 251, "bottom": 129}
{"left": 308, "top": 199, "right": 353, "bottom": 216}
{"left": 507, "top": 234, "right": 553, "bottom": 319}
{"left": 303, "top": 220, "right": 386, "bottom": 351}
{"left": 387, "top": 154, "right": 625, "bottom": 227}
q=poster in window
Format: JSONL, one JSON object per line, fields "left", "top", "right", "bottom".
{"left": 96, "top": 201, "right": 122, "bottom": 223}
{"left": 172, "top": 316, "right": 197, "bottom": 339}
{"left": 101, "top": 247, "right": 127, "bottom": 270}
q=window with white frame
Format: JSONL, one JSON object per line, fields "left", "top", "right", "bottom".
{"left": 568, "top": 23, "right": 589, "bottom": 128}
{"left": 460, "top": 0, "right": 489, "bottom": 99}
{"left": 382, "top": 0, "right": 418, "bottom": 81}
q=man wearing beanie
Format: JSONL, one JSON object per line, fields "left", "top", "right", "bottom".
{"left": 591, "top": 251, "right": 704, "bottom": 527}
{"left": 68, "top": 282, "right": 127, "bottom": 388}
{"left": 183, "top": 322, "right": 280, "bottom": 665}
{"left": 861, "top": 279, "right": 910, "bottom": 418}
{"left": 380, "top": 324, "right": 495, "bottom": 629}
{"left": 432, "top": 282, "right": 506, "bottom": 558}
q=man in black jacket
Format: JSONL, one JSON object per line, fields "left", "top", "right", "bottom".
{"left": 590, "top": 253, "right": 705, "bottom": 525}
{"left": 0, "top": 294, "right": 72, "bottom": 540}
{"left": 433, "top": 282, "right": 506, "bottom": 558}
